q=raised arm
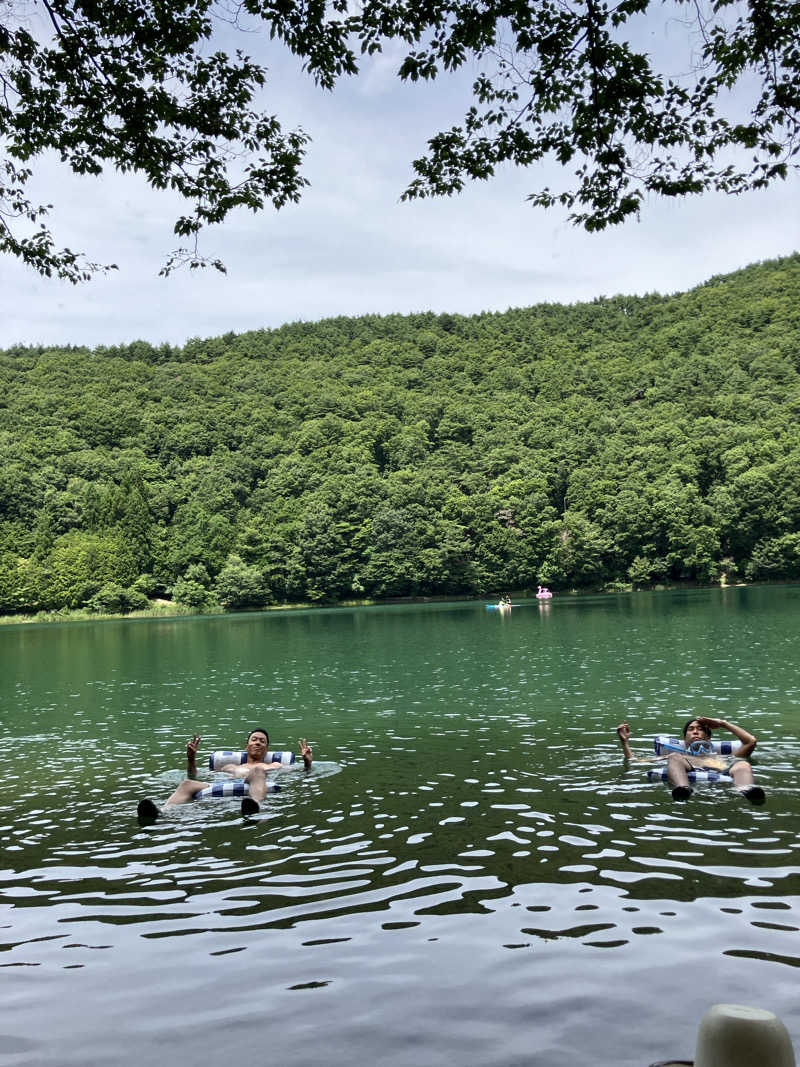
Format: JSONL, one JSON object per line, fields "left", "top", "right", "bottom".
{"left": 186, "top": 734, "right": 201, "bottom": 777}
{"left": 298, "top": 738, "right": 313, "bottom": 770}
{"left": 697, "top": 717, "right": 757, "bottom": 759}
{"left": 616, "top": 722, "right": 635, "bottom": 760}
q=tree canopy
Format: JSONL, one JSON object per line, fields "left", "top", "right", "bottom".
{"left": 1, "top": 0, "right": 798, "bottom": 280}
{"left": 1, "top": 254, "right": 799, "bottom": 616}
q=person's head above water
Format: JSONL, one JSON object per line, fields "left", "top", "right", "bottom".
{"left": 247, "top": 727, "right": 270, "bottom": 748}
{"left": 683, "top": 718, "right": 712, "bottom": 742}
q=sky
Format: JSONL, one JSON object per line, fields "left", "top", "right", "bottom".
{"left": 1, "top": 9, "right": 798, "bottom": 351}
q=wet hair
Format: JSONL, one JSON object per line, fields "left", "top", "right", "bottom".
{"left": 682, "top": 718, "right": 711, "bottom": 739}
{"left": 247, "top": 727, "right": 270, "bottom": 745}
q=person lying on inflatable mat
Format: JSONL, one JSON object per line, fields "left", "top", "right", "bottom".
{"left": 616, "top": 716, "right": 765, "bottom": 804}
{"left": 138, "top": 728, "right": 313, "bottom": 822}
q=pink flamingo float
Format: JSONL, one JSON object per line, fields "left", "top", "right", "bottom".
{"left": 536, "top": 585, "right": 553, "bottom": 599}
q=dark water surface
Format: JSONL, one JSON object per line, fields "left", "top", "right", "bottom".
{"left": 1, "top": 586, "right": 798, "bottom": 1066}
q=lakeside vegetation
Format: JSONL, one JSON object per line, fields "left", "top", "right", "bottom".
{"left": 2, "top": 255, "right": 799, "bottom": 618}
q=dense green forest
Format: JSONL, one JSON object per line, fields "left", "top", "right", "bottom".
{"left": 1, "top": 255, "right": 799, "bottom": 616}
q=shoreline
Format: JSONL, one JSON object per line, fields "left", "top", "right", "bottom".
{"left": 0, "top": 578, "right": 774, "bottom": 628}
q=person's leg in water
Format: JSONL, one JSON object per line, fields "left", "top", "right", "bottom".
{"left": 137, "top": 780, "right": 207, "bottom": 822}
{"left": 665, "top": 752, "right": 693, "bottom": 801}
{"left": 729, "top": 760, "right": 765, "bottom": 804}
{"left": 138, "top": 767, "right": 277, "bottom": 822}
{"left": 241, "top": 766, "right": 267, "bottom": 816}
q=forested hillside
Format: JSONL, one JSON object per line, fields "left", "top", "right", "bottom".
{"left": 2, "top": 255, "right": 799, "bottom": 615}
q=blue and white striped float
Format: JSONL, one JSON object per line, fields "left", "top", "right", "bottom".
{"left": 649, "top": 734, "right": 744, "bottom": 787}
{"left": 653, "top": 735, "right": 742, "bottom": 757}
{"left": 208, "top": 750, "right": 295, "bottom": 771}
{"left": 647, "top": 766, "right": 733, "bottom": 785}
{"left": 196, "top": 780, "right": 281, "bottom": 800}
{"left": 191, "top": 749, "right": 296, "bottom": 802}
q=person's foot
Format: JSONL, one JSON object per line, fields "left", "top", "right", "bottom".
{"left": 241, "top": 796, "right": 260, "bottom": 816}
{"left": 137, "top": 798, "right": 160, "bottom": 824}
{"left": 671, "top": 785, "right": 693, "bottom": 801}
{"left": 740, "top": 785, "right": 766, "bottom": 805}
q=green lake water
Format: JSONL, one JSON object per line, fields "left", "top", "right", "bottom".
{"left": 1, "top": 585, "right": 798, "bottom": 1065}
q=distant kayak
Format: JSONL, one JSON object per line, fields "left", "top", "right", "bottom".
{"left": 486, "top": 603, "right": 515, "bottom": 610}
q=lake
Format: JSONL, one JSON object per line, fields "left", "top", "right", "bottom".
{"left": 1, "top": 585, "right": 798, "bottom": 1066}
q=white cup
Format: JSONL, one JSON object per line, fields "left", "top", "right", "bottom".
{"left": 695, "top": 1004, "right": 796, "bottom": 1067}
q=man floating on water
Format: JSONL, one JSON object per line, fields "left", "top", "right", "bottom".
{"left": 137, "top": 728, "right": 313, "bottom": 822}
{"left": 616, "top": 716, "right": 765, "bottom": 804}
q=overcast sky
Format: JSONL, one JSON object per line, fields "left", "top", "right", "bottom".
{"left": 2, "top": 11, "right": 798, "bottom": 351}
